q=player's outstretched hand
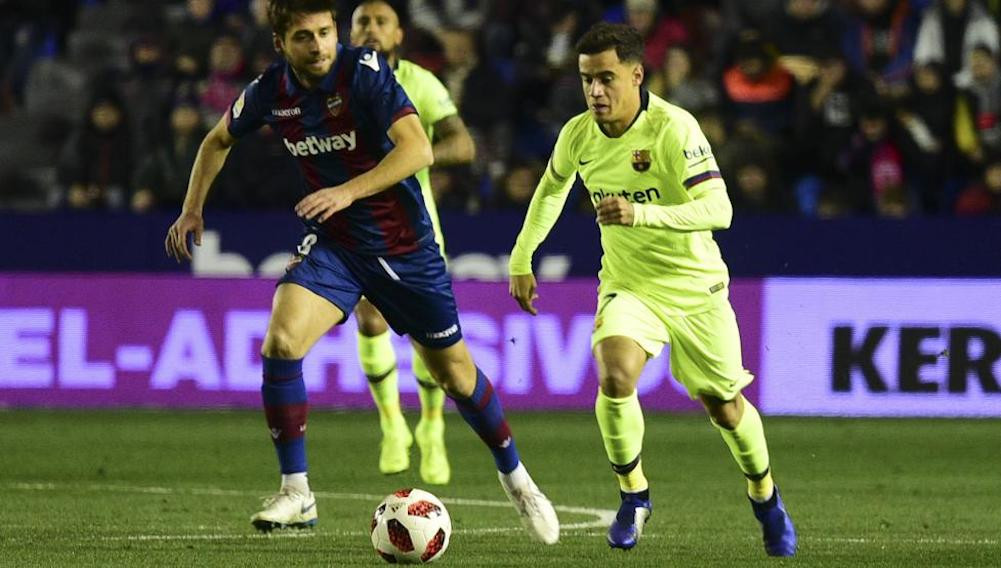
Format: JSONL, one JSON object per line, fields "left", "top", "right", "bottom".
{"left": 509, "top": 273, "right": 539, "bottom": 316}
{"left": 165, "top": 211, "right": 204, "bottom": 263}
{"left": 295, "top": 186, "right": 354, "bottom": 223}
{"left": 596, "top": 196, "right": 634, "bottom": 226}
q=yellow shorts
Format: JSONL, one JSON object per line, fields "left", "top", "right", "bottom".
{"left": 590, "top": 289, "right": 753, "bottom": 401}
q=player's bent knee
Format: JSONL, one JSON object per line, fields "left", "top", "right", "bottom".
{"left": 261, "top": 328, "right": 307, "bottom": 360}
{"left": 354, "top": 299, "right": 390, "bottom": 336}
{"left": 598, "top": 366, "right": 638, "bottom": 398}
{"left": 701, "top": 394, "right": 742, "bottom": 429}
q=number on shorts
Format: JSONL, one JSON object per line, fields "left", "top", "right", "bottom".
{"left": 297, "top": 234, "right": 318, "bottom": 256}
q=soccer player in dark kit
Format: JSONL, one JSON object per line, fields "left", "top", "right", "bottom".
{"left": 165, "top": 0, "right": 558, "bottom": 544}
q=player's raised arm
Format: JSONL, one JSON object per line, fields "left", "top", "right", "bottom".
{"left": 164, "top": 115, "right": 237, "bottom": 262}
{"left": 294, "top": 113, "right": 433, "bottom": 223}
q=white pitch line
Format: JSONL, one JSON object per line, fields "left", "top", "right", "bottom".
{"left": 7, "top": 482, "right": 614, "bottom": 534}
{"left": 10, "top": 483, "right": 997, "bottom": 548}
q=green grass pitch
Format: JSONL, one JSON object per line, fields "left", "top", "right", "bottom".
{"left": 2, "top": 410, "right": 998, "bottom": 567}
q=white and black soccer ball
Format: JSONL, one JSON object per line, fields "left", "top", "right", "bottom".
{"left": 371, "top": 488, "right": 451, "bottom": 564}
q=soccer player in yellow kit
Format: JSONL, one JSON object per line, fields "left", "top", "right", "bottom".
{"left": 509, "top": 23, "right": 797, "bottom": 556}
{"left": 350, "top": 0, "right": 475, "bottom": 485}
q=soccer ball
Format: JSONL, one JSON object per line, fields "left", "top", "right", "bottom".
{"left": 371, "top": 488, "right": 451, "bottom": 564}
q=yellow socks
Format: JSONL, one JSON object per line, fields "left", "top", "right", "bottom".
{"left": 595, "top": 390, "right": 648, "bottom": 493}
{"left": 714, "top": 397, "right": 774, "bottom": 502}
{"left": 412, "top": 351, "right": 444, "bottom": 421}
{"left": 358, "top": 331, "right": 403, "bottom": 426}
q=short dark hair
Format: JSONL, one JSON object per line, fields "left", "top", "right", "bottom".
{"left": 574, "top": 22, "right": 645, "bottom": 64}
{"left": 268, "top": 0, "right": 337, "bottom": 38}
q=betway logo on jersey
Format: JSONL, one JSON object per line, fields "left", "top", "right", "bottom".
{"left": 683, "top": 145, "right": 713, "bottom": 160}
{"left": 283, "top": 131, "right": 357, "bottom": 156}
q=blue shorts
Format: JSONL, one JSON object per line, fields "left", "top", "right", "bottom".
{"left": 278, "top": 234, "right": 462, "bottom": 349}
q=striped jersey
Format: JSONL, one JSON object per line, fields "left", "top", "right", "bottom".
{"left": 226, "top": 44, "right": 431, "bottom": 256}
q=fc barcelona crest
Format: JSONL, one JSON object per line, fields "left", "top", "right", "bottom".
{"left": 326, "top": 94, "right": 343, "bottom": 117}
{"left": 632, "top": 149, "right": 652, "bottom": 172}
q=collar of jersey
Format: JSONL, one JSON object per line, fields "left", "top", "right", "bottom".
{"left": 596, "top": 88, "right": 651, "bottom": 139}
{"left": 283, "top": 43, "right": 344, "bottom": 96}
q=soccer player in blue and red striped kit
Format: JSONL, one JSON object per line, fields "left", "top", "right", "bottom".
{"left": 165, "top": 0, "right": 558, "bottom": 544}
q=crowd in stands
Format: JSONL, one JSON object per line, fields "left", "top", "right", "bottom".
{"left": 2, "top": 0, "right": 1001, "bottom": 217}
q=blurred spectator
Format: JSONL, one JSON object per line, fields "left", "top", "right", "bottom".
{"left": 791, "top": 54, "right": 866, "bottom": 189}
{"left": 429, "top": 167, "right": 481, "bottom": 212}
{"left": 954, "top": 150, "right": 1001, "bottom": 213}
{"left": 116, "top": 36, "right": 175, "bottom": 155}
{"left": 773, "top": 0, "right": 843, "bottom": 85}
{"left": 493, "top": 160, "right": 543, "bottom": 210}
{"left": 440, "top": 28, "right": 512, "bottom": 182}
{"left": 409, "top": 0, "right": 488, "bottom": 32}
{"left": 58, "top": 91, "right": 133, "bottom": 209}
{"left": 914, "top": 0, "right": 1000, "bottom": 86}
{"left": 816, "top": 183, "right": 854, "bottom": 218}
{"left": 715, "top": 120, "right": 782, "bottom": 191}
{"left": 842, "top": 98, "right": 909, "bottom": 211}
{"left": 131, "top": 97, "right": 206, "bottom": 213}
{"left": 898, "top": 61, "right": 960, "bottom": 210}
{"left": 875, "top": 185, "right": 916, "bottom": 216}
{"left": 953, "top": 43, "right": 1001, "bottom": 170}
{"left": 621, "top": 0, "right": 688, "bottom": 71}
{"left": 243, "top": 0, "right": 279, "bottom": 76}
{"left": 722, "top": 31, "right": 795, "bottom": 133}
{"left": 199, "top": 34, "right": 246, "bottom": 128}
{"left": 720, "top": 0, "right": 786, "bottom": 34}
{"left": 715, "top": 0, "right": 785, "bottom": 76}
{"left": 168, "top": 0, "right": 219, "bottom": 81}
{"left": 841, "top": 0, "right": 923, "bottom": 98}
{"left": 647, "top": 45, "right": 719, "bottom": 112}
{"left": 729, "top": 153, "right": 789, "bottom": 213}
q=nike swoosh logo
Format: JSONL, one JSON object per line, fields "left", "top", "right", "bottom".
{"left": 301, "top": 500, "right": 316, "bottom": 514}
{"left": 270, "top": 428, "right": 281, "bottom": 440}
{"left": 579, "top": 159, "right": 593, "bottom": 166}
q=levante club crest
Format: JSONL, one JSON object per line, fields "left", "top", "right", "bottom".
{"left": 326, "top": 94, "right": 343, "bottom": 117}
{"left": 632, "top": 149, "right": 651, "bottom": 172}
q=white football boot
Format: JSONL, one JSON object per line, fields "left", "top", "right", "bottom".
{"left": 499, "top": 463, "right": 560, "bottom": 544}
{"left": 250, "top": 487, "right": 318, "bottom": 532}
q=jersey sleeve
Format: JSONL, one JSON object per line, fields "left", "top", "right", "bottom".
{"left": 226, "top": 75, "right": 267, "bottom": 139}
{"left": 508, "top": 121, "right": 579, "bottom": 275}
{"left": 354, "top": 49, "right": 417, "bottom": 132}
{"left": 631, "top": 111, "right": 732, "bottom": 231}
{"left": 674, "top": 110, "right": 726, "bottom": 199}
{"left": 416, "top": 69, "right": 458, "bottom": 125}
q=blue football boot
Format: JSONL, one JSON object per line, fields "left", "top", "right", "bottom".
{"left": 750, "top": 486, "right": 797, "bottom": 556}
{"left": 607, "top": 492, "right": 652, "bottom": 550}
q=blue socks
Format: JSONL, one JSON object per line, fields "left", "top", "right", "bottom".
{"left": 261, "top": 356, "right": 308, "bottom": 474}
{"left": 263, "top": 360, "right": 517, "bottom": 476}
{"left": 450, "top": 368, "right": 521, "bottom": 473}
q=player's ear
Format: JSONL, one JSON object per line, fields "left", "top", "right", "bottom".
{"left": 633, "top": 63, "right": 644, "bottom": 87}
{"left": 272, "top": 32, "right": 283, "bottom": 54}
